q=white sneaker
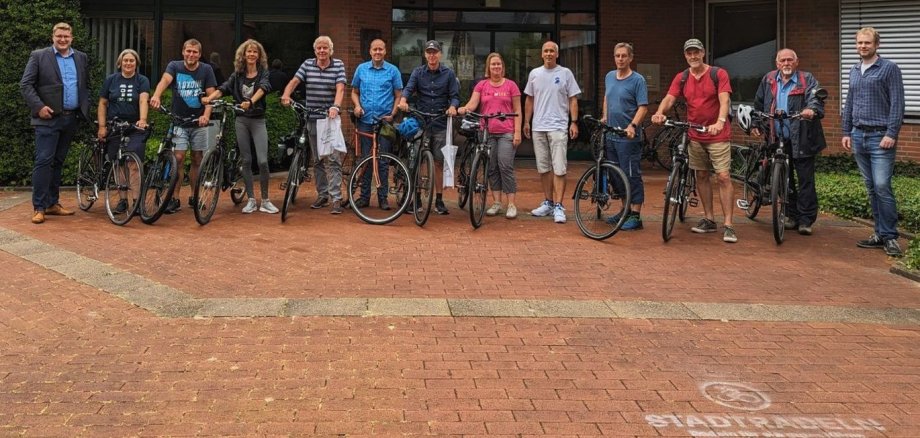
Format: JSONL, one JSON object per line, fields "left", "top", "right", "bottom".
{"left": 553, "top": 204, "right": 566, "bottom": 224}
{"left": 242, "top": 198, "right": 257, "bottom": 214}
{"left": 531, "top": 200, "right": 554, "bottom": 217}
{"left": 260, "top": 199, "right": 279, "bottom": 214}
{"left": 505, "top": 204, "right": 517, "bottom": 219}
{"left": 486, "top": 202, "right": 502, "bottom": 216}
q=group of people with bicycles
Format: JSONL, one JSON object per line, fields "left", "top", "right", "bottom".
{"left": 19, "top": 23, "right": 905, "bottom": 256}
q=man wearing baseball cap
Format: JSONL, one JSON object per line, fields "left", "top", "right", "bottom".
{"left": 398, "top": 39, "right": 460, "bottom": 215}
{"left": 652, "top": 38, "right": 737, "bottom": 243}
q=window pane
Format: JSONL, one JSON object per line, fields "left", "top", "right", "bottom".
{"left": 161, "top": 19, "right": 235, "bottom": 78}
{"left": 85, "top": 18, "right": 155, "bottom": 77}
{"left": 435, "top": 30, "right": 492, "bottom": 103}
{"left": 432, "top": 11, "right": 553, "bottom": 24}
{"left": 244, "top": 22, "right": 317, "bottom": 85}
{"left": 561, "top": 12, "right": 596, "bottom": 25}
{"left": 393, "top": 8, "right": 428, "bottom": 23}
{"left": 431, "top": 0, "right": 554, "bottom": 10}
{"left": 391, "top": 27, "right": 429, "bottom": 82}
{"left": 709, "top": 1, "right": 776, "bottom": 102}
{"left": 560, "top": 30, "right": 597, "bottom": 115}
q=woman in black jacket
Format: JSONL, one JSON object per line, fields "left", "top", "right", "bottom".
{"left": 203, "top": 39, "right": 275, "bottom": 214}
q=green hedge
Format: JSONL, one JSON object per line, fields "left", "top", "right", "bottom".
{"left": 817, "top": 153, "right": 920, "bottom": 178}
{"left": 816, "top": 172, "right": 920, "bottom": 268}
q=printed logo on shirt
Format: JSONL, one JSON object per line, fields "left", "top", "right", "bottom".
{"left": 175, "top": 72, "right": 203, "bottom": 109}
{"left": 118, "top": 84, "right": 135, "bottom": 103}
{"left": 554, "top": 76, "right": 561, "bottom": 85}
{"left": 242, "top": 82, "right": 254, "bottom": 100}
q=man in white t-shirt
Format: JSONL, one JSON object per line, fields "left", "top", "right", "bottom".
{"left": 524, "top": 41, "right": 581, "bottom": 224}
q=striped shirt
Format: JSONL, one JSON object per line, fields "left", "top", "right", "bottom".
{"left": 842, "top": 56, "right": 905, "bottom": 139}
{"left": 295, "top": 58, "right": 346, "bottom": 119}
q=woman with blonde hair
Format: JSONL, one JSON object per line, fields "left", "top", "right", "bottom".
{"left": 203, "top": 39, "right": 276, "bottom": 213}
{"left": 458, "top": 52, "right": 522, "bottom": 218}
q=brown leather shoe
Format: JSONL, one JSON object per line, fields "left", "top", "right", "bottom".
{"left": 45, "top": 204, "right": 75, "bottom": 216}
{"left": 31, "top": 210, "right": 45, "bottom": 224}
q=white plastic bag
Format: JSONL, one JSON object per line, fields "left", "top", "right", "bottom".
{"left": 316, "top": 116, "right": 346, "bottom": 158}
{"left": 441, "top": 116, "right": 459, "bottom": 188}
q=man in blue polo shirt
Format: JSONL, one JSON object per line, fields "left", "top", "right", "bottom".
{"left": 841, "top": 27, "right": 905, "bottom": 258}
{"left": 351, "top": 38, "right": 403, "bottom": 210}
{"left": 397, "top": 40, "right": 460, "bottom": 215}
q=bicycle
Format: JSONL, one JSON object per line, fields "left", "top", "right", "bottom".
{"left": 346, "top": 112, "right": 412, "bottom": 225}
{"left": 736, "top": 105, "right": 807, "bottom": 245}
{"left": 399, "top": 107, "right": 447, "bottom": 227}
{"left": 660, "top": 119, "right": 707, "bottom": 242}
{"left": 461, "top": 111, "right": 519, "bottom": 229}
{"left": 279, "top": 102, "right": 330, "bottom": 223}
{"left": 191, "top": 99, "right": 247, "bottom": 226}
{"left": 454, "top": 118, "right": 478, "bottom": 210}
{"left": 731, "top": 139, "right": 771, "bottom": 222}
{"left": 75, "top": 119, "right": 146, "bottom": 226}
{"left": 640, "top": 100, "right": 687, "bottom": 171}
{"left": 573, "top": 115, "right": 632, "bottom": 240}
{"left": 138, "top": 106, "right": 203, "bottom": 225}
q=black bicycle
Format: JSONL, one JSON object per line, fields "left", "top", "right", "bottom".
{"left": 138, "top": 106, "right": 202, "bottom": 225}
{"left": 462, "top": 111, "right": 519, "bottom": 229}
{"left": 75, "top": 119, "right": 146, "bottom": 226}
{"left": 400, "top": 107, "right": 448, "bottom": 227}
{"left": 661, "top": 119, "right": 707, "bottom": 242}
{"left": 573, "top": 116, "right": 632, "bottom": 240}
{"left": 454, "top": 118, "right": 478, "bottom": 210}
{"left": 192, "top": 99, "right": 247, "bottom": 225}
{"left": 280, "top": 102, "right": 330, "bottom": 223}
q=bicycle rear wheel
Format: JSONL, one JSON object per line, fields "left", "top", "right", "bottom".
{"left": 140, "top": 151, "right": 178, "bottom": 224}
{"left": 104, "top": 152, "right": 143, "bottom": 226}
{"left": 468, "top": 151, "right": 489, "bottom": 229}
{"left": 456, "top": 143, "right": 473, "bottom": 209}
{"left": 743, "top": 166, "right": 763, "bottom": 220}
{"left": 347, "top": 152, "right": 411, "bottom": 225}
{"left": 76, "top": 145, "right": 100, "bottom": 211}
{"left": 413, "top": 149, "right": 435, "bottom": 226}
{"left": 662, "top": 163, "right": 684, "bottom": 242}
{"left": 771, "top": 160, "right": 788, "bottom": 245}
{"left": 281, "top": 150, "right": 304, "bottom": 223}
{"left": 573, "top": 162, "right": 631, "bottom": 240}
{"left": 193, "top": 148, "right": 223, "bottom": 226}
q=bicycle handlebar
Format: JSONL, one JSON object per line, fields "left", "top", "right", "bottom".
{"left": 291, "top": 101, "right": 331, "bottom": 117}
{"left": 663, "top": 119, "right": 707, "bottom": 132}
{"left": 464, "top": 111, "right": 518, "bottom": 121}
{"left": 582, "top": 115, "right": 628, "bottom": 137}
{"left": 404, "top": 107, "right": 449, "bottom": 121}
{"left": 750, "top": 109, "right": 804, "bottom": 121}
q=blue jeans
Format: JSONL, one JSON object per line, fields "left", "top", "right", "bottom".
{"left": 851, "top": 128, "right": 899, "bottom": 240}
{"left": 605, "top": 138, "right": 644, "bottom": 206}
{"left": 357, "top": 121, "right": 392, "bottom": 201}
{"left": 33, "top": 114, "right": 80, "bottom": 210}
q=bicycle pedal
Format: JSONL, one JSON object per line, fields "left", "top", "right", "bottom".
{"left": 279, "top": 182, "right": 288, "bottom": 190}
{"left": 736, "top": 199, "right": 750, "bottom": 210}
{"left": 688, "top": 198, "right": 699, "bottom": 207}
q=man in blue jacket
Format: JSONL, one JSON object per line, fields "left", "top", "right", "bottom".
{"left": 752, "top": 48, "right": 826, "bottom": 236}
{"left": 20, "top": 22, "right": 90, "bottom": 224}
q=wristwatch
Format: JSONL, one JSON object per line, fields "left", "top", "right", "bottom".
{"left": 718, "top": 117, "right": 727, "bottom": 123}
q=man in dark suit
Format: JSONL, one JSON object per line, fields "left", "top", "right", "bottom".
{"left": 20, "top": 22, "right": 90, "bottom": 224}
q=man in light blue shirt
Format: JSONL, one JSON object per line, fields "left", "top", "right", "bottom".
{"left": 350, "top": 39, "right": 403, "bottom": 210}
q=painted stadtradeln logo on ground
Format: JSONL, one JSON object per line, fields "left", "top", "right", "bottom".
{"left": 645, "top": 381, "right": 887, "bottom": 437}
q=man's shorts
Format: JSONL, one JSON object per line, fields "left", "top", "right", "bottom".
{"left": 689, "top": 140, "right": 731, "bottom": 172}
{"left": 428, "top": 129, "right": 447, "bottom": 162}
{"left": 532, "top": 130, "right": 567, "bottom": 175}
{"left": 173, "top": 125, "right": 209, "bottom": 152}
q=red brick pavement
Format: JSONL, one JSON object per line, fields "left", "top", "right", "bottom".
{"left": 1, "top": 250, "right": 918, "bottom": 437}
{"left": 0, "top": 163, "right": 915, "bottom": 307}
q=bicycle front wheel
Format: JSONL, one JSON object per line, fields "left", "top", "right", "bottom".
{"left": 281, "top": 150, "right": 304, "bottom": 223}
{"left": 652, "top": 128, "right": 678, "bottom": 171}
{"left": 348, "top": 152, "right": 411, "bottom": 225}
{"left": 76, "top": 145, "right": 100, "bottom": 211}
{"left": 468, "top": 151, "right": 489, "bottom": 229}
{"left": 140, "top": 151, "right": 178, "bottom": 224}
{"left": 771, "top": 160, "right": 788, "bottom": 245}
{"left": 193, "top": 148, "right": 223, "bottom": 226}
{"left": 413, "top": 149, "right": 435, "bottom": 227}
{"left": 104, "top": 152, "right": 143, "bottom": 226}
{"left": 662, "top": 163, "right": 684, "bottom": 242}
{"left": 573, "top": 162, "right": 631, "bottom": 240}
{"left": 679, "top": 170, "right": 694, "bottom": 222}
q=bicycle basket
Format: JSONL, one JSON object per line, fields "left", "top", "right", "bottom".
{"left": 458, "top": 117, "right": 480, "bottom": 138}
{"left": 397, "top": 117, "right": 421, "bottom": 140}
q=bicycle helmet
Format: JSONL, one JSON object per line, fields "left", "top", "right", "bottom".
{"left": 397, "top": 117, "right": 421, "bottom": 140}
{"left": 736, "top": 104, "right": 754, "bottom": 135}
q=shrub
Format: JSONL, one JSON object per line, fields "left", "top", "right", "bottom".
{"left": 905, "top": 238, "right": 920, "bottom": 271}
{"left": 0, "top": 0, "right": 102, "bottom": 186}
{"left": 816, "top": 172, "right": 920, "bottom": 234}
{"left": 817, "top": 153, "right": 920, "bottom": 178}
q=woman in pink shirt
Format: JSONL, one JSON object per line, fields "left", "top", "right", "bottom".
{"left": 458, "top": 53, "right": 522, "bottom": 218}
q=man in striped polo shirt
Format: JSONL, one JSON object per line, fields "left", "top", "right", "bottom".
{"left": 281, "top": 36, "right": 347, "bottom": 214}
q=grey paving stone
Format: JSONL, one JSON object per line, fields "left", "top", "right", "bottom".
{"left": 286, "top": 298, "right": 368, "bottom": 316}
{"left": 22, "top": 249, "right": 85, "bottom": 269}
{"left": 52, "top": 258, "right": 120, "bottom": 280}
{"left": 526, "top": 299, "right": 616, "bottom": 318}
{"left": 449, "top": 299, "right": 536, "bottom": 317}
{"left": 196, "top": 298, "right": 288, "bottom": 317}
{"left": 0, "top": 228, "right": 28, "bottom": 245}
{"left": 606, "top": 300, "right": 699, "bottom": 320}
{"left": 82, "top": 271, "right": 149, "bottom": 292}
{"left": 367, "top": 298, "right": 451, "bottom": 316}
{"left": 0, "top": 239, "right": 56, "bottom": 257}
{"left": 683, "top": 302, "right": 782, "bottom": 321}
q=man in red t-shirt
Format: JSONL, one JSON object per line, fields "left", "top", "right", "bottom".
{"left": 652, "top": 38, "right": 737, "bottom": 243}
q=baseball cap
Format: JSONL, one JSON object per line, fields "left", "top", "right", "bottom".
{"left": 424, "top": 40, "right": 441, "bottom": 52}
{"left": 683, "top": 38, "right": 704, "bottom": 51}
